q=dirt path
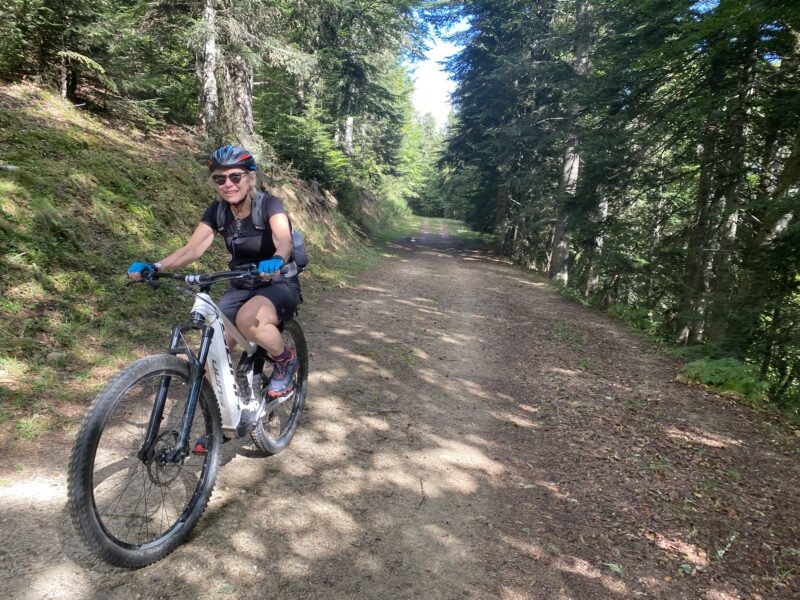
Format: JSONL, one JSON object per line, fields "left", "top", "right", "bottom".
{"left": 1, "top": 222, "right": 798, "bottom": 599}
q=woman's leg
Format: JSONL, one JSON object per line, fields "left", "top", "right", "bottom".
{"left": 217, "top": 287, "right": 252, "bottom": 350}
{"left": 236, "top": 286, "right": 300, "bottom": 397}
{"left": 235, "top": 296, "right": 284, "bottom": 355}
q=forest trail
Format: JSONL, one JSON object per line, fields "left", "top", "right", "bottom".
{"left": 0, "top": 220, "right": 798, "bottom": 599}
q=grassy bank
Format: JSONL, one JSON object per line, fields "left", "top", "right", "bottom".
{"left": 0, "top": 84, "right": 385, "bottom": 444}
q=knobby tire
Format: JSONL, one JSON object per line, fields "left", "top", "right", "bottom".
{"left": 251, "top": 320, "right": 309, "bottom": 455}
{"left": 67, "top": 354, "right": 222, "bottom": 568}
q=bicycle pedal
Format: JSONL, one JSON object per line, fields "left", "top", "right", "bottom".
{"left": 267, "top": 386, "right": 296, "bottom": 400}
{"left": 264, "top": 388, "right": 295, "bottom": 410}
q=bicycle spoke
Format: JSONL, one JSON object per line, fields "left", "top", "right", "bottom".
{"left": 98, "top": 463, "right": 145, "bottom": 526}
{"left": 89, "top": 372, "right": 209, "bottom": 546}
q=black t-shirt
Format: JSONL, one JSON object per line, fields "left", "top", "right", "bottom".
{"left": 200, "top": 195, "right": 287, "bottom": 270}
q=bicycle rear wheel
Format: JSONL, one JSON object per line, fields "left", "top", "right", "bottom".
{"left": 68, "top": 354, "right": 222, "bottom": 568}
{"left": 251, "top": 319, "right": 308, "bottom": 455}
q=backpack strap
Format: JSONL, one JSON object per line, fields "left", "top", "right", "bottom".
{"left": 214, "top": 192, "right": 267, "bottom": 233}
{"left": 215, "top": 199, "right": 228, "bottom": 234}
{"left": 214, "top": 192, "right": 303, "bottom": 275}
{"left": 251, "top": 192, "right": 266, "bottom": 231}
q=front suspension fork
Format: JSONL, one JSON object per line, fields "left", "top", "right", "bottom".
{"left": 137, "top": 322, "right": 214, "bottom": 464}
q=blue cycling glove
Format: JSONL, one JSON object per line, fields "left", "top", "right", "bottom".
{"left": 127, "top": 261, "right": 154, "bottom": 276}
{"left": 258, "top": 256, "right": 285, "bottom": 275}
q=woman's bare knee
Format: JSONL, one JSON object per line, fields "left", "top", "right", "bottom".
{"left": 236, "top": 298, "right": 277, "bottom": 337}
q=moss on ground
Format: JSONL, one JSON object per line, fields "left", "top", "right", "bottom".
{"left": 0, "top": 83, "right": 382, "bottom": 441}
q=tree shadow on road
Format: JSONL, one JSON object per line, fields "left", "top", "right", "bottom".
{"left": 1, "top": 236, "right": 798, "bottom": 599}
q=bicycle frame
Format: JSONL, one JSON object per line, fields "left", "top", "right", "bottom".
{"left": 138, "top": 288, "right": 263, "bottom": 464}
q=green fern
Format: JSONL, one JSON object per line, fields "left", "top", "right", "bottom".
{"left": 683, "top": 358, "right": 769, "bottom": 402}
{"left": 57, "top": 50, "right": 119, "bottom": 94}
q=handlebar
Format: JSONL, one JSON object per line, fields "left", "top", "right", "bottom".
{"left": 133, "top": 264, "right": 289, "bottom": 287}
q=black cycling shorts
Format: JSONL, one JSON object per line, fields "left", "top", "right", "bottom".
{"left": 217, "top": 280, "right": 300, "bottom": 326}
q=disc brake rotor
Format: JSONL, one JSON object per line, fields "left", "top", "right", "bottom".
{"left": 147, "top": 430, "right": 184, "bottom": 485}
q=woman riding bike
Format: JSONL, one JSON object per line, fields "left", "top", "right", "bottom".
{"left": 127, "top": 145, "right": 301, "bottom": 402}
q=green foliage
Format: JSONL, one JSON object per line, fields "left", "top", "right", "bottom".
{"left": 0, "top": 84, "right": 219, "bottom": 415}
{"left": 401, "top": 113, "right": 446, "bottom": 216}
{"left": 672, "top": 344, "right": 721, "bottom": 361}
{"left": 555, "top": 281, "right": 588, "bottom": 305}
{"left": 0, "top": 0, "right": 429, "bottom": 236}
{"left": 14, "top": 414, "right": 49, "bottom": 441}
{"left": 429, "top": 0, "right": 800, "bottom": 415}
{"left": 264, "top": 112, "right": 349, "bottom": 190}
{"left": 57, "top": 51, "right": 118, "bottom": 93}
{"left": 682, "top": 358, "right": 769, "bottom": 403}
{"left": 0, "top": 83, "right": 406, "bottom": 433}
{"left": 0, "top": 0, "right": 112, "bottom": 94}
{"left": 607, "top": 305, "right": 654, "bottom": 333}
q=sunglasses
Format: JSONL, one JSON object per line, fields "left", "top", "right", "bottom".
{"left": 211, "top": 172, "right": 250, "bottom": 185}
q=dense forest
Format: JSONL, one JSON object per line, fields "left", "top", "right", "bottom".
{"left": 1, "top": 0, "right": 798, "bottom": 414}
{"left": 0, "top": 0, "right": 442, "bottom": 225}
{"left": 420, "top": 0, "right": 800, "bottom": 413}
{"left": 0, "top": 0, "right": 448, "bottom": 433}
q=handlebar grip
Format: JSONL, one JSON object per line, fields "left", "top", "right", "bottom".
{"left": 244, "top": 264, "right": 288, "bottom": 275}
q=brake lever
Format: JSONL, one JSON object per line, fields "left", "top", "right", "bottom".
{"left": 125, "top": 278, "right": 160, "bottom": 289}
{"left": 141, "top": 271, "right": 161, "bottom": 289}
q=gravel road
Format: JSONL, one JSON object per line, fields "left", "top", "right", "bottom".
{"left": 1, "top": 222, "right": 797, "bottom": 599}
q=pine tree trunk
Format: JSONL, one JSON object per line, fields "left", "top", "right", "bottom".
{"left": 677, "top": 131, "right": 715, "bottom": 345}
{"left": 584, "top": 196, "right": 607, "bottom": 297}
{"left": 549, "top": 202, "right": 571, "bottom": 283}
{"left": 775, "top": 363, "right": 798, "bottom": 401}
{"left": 295, "top": 75, "right": 305, "bottom": 108}
{"left": 344, "top": 116, "right": 354, "bottom": 156}
{"left": 707, "top": 202, "right": 739, "bottom": 348}
{"left": 60, "top": 52, "right": 68, "bottom": 100}
{"left": 221, "top": 52, "right": 254, "bottom": 146}
{"left": 760, "top": 305, "right": 781, "bottom": 379}
{"left": 760, "top": 124, "right": 799, "bottom": 246}
{"left": 707, "top": 37, "right": 758, "bottom": 350}
{"left": 548, "top": 0, "right": 590, "bottom": 284}
{"left": 644, "top": 195, "right": 667, "bottom": 307}
{"left": 549, "top": 134, "right": 580, "bottom": 282}
{"left": 197, "top": 0, "right": 219, "bottom": 141}
{"left": 728, "top": 124, "right": 798, "bottom": 355}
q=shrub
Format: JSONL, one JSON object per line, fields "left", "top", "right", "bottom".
{"left": 608, "top": 304, "right": 654, "bottom": 332}
{"left": 682, "top": 357, "right": 769, "bottom": 403}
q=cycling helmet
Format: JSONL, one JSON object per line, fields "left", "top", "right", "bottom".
{"left": 207, "top": 145, "right": 257, "bottom": 171}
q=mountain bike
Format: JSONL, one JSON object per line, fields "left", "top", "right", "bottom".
{"left": 67, "top": 266, "right": 308, "bottom": 568}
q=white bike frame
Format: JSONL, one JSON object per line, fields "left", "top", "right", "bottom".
{"left": 138, "top": 269, "right": 298, "bottom": 464}
{"left": 189, "top": 292, "right": 262, "bottom": 437}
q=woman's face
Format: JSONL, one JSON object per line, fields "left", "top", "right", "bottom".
{"left": 211, "top": 168, "right": 254, "bottom": 206}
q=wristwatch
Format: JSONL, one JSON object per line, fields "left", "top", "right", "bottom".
{"left": 153, "top": 262, "right": 164, "bottom": 272}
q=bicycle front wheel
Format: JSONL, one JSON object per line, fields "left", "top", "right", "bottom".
{"left": 67, "top": 354, "right": 222, "bottom": 568}
{"left": 251, "top": 319, "right": 309, "bottom": 455}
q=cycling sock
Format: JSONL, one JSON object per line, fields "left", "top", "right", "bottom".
{"left": 272, "top": 347, "right": 292, "bottom": 363}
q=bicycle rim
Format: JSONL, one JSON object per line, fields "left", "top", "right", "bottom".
{"left": 254, "top": 321, "right": 308, "bottom": 452}
{"left": 90, "top": 370, "right": 214, "bottom": 549}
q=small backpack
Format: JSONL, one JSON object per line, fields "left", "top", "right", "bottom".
{"left": 215, "top": 191, "right": 308, "bottom": 275}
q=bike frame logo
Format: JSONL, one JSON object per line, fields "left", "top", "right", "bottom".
{"left": 210, "top": 357, "right": 224, "bottom": 399}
